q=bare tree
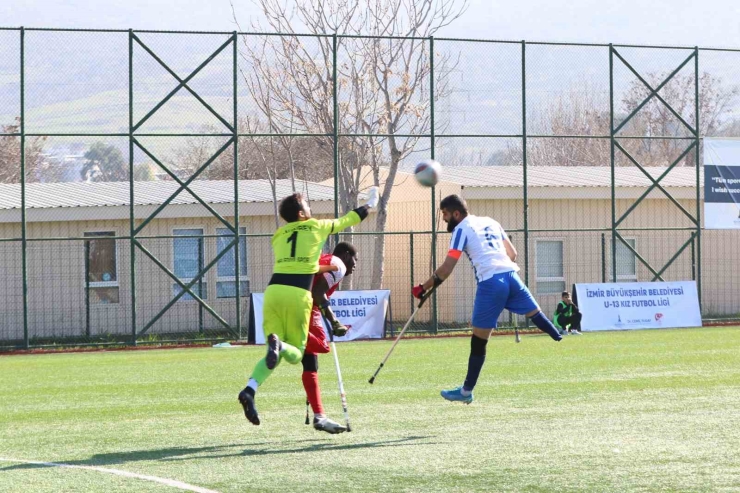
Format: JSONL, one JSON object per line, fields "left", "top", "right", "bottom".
{"left": 169, "top": 131, "right": 226, "bottom": 180}
{"left": 231, "top": 0, "right": 466, "bottom": 288}
{"left": 503, "top": 73, "right": 738, "bottom": 167}
{"left": 620, "top": 72, "right": 739, "bottom": 166}
{"left": 0, "top": 118, "right": 48, "bottom": 183}
{"left": 169, "top": 122, "right": 334, "bottom": 182}
{"left": 167, "top": 117, "right": 332, "bottom": 225}
{"left": 523, "top": 85, "right": 611, "bottom": 167}
{"left": 717, "top": 118, "right": 740, "bottom": 137}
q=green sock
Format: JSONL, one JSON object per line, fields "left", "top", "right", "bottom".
{"left": 250, "top": 357, "right": 277, "bottom": 386}
{"left": 249, "top": 343, "right": 302, "bottom": 385}
{"left": 279, "top": 342, "right": 303, "bottom": 364}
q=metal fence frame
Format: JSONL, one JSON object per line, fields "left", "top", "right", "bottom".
{"left": 1, "top": 26, "right": 739, "bottom": 348}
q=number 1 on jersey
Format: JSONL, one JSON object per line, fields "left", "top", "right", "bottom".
{"left": 287, "top": 231, "right": 298, "bottom": 258}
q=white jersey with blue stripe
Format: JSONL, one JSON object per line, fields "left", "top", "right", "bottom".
{"left": 449, "top": 215, "right": 519, "bottom": 283}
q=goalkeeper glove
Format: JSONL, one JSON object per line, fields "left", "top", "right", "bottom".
{"left": 365, "top": 186, "right": 379, "bottom": 208}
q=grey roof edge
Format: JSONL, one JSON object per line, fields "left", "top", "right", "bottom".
{"left": 0, "top": 179, "right": 338, "bottom": 211}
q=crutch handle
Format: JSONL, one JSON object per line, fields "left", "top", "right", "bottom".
{"left": 416, "top": 287, "right": 435, "bottom": 309}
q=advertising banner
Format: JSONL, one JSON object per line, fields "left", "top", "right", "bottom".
{"left": 250, "top": 290, "right": 390, "bottom": 344}
{"left": 574, "top": 281, "right": 701, "bottom": 331}
{"left": 704, "top": 138, "right": 740, "bottom": 229}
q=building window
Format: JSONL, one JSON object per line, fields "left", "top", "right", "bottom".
{"left": 173, "top": 229, "right": 206, "bottom": 301}
{"left": 216, "top": 227, "right": 249, "bottom": 298}
{"left": 536, "top": 240, "right": 565, "bottom": 294}
{"left": 615, "top": 238, "right": 637, "bottom": 281}
{"left": 84, "top": 232, "right": 119, "bottom": 304}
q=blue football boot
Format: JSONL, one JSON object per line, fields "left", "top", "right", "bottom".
{"left": 440, "top": 386, "right": 474, "bottom": 404}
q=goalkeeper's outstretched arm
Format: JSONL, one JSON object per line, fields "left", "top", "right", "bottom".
{"left": 320, "top": 186, "right": 380, "bottom": 236}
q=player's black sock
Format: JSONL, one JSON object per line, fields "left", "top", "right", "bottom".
{"left": 463, "top": 335, "right": 488, "bottom": 392}
{"left": 531, "top": 312, "right": 562, "bottom": 341}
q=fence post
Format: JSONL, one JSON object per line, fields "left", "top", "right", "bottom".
{"left": 609, "top": 44, "right": 617, "bottom": 283}
{"left": 430, "top": 36, "right": 438, "bottom": 334}
{"left": 128, "top": 29, "right": 138, "bottom": 346}
{"left": 694, "top": 46, "right": 702, "bottom": 310}
{"left": 20, "top": 27, "right": 29, "bottom": 349}
{"left": 409, "top": 232, "right": 415, "bottom": 318}
{"left": 85, "top": 240, "right": 91, "bottom": 338}
{"left": 521, "top": 40, "right": 530, "bottom": 328}
{"left": 233, "top": 31, "right": 242, "bottom": 340}
{"left": 521, "top": 40, "right": 529, "bottom": 288}
{"left": 601, "top": 233, "right": 606, "bottom": 283}
{"left": 690, "top": 232, "right": 696, "bottom": 281}
{"left": 198, "top": 238, "right": 204, "bottom": 333}
{"left": 332, "top": 33, "right": 339, "bottom": 223}
{"left": 509, "top": 233, "right": 515, "bottom": 328}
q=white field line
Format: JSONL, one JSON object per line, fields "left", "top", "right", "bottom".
{"left": 0, "top": 457, "right": 221, "bottom": 493}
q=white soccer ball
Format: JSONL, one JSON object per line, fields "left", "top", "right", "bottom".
{"left": 414, "top": 159, "right": 442, "bottom": 187}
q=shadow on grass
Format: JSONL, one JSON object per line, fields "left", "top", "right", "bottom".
{"left": 0, "top": 443, "right": 256, "bottom": 471}
{"left": 0, "top": 435, "right": 433, "bottom": 471}
{"left": 165, "top": 435, "right": 435, "bottom": 461}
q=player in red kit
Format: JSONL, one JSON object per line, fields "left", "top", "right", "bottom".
{"left": 303, "top": 242, "right": 358, "bottom": 434}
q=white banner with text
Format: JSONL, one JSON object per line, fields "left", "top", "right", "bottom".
{"left": 251, "top": 290, "right": 390, "bottom": 344}
{"left": 574, "top": 281, "right": 701, "bottom": 331}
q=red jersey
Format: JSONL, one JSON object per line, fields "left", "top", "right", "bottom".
{"left": 312, "top": 253, "right": 346, "bottom": 299}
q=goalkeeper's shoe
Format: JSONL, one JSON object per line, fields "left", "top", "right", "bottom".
{"left": 238, "top": 388, "right": 260, "bottom": 425}
{"left": 313, "top": 416, "right": 347, "bottom": 434}
{"left": 440, "top": 386, "right": 474, "bottom": 404}
{"left": 265, "top": 333, "right": 281, "bottom": 370}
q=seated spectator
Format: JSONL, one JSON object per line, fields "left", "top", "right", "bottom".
{"left": 554, "top": 291, "right": 582, "bottom": 335}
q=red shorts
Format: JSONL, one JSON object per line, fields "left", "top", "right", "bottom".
{"left": 305, "top": 306, "right": 330, "bottom": 355}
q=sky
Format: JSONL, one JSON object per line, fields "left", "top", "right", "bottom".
{"left": 2, "top": 0, "right": 740, "bottom": 48}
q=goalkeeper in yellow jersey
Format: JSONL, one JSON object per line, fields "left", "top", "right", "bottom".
{"left": 238, "top": 187, "right": 379, "bottom": 425}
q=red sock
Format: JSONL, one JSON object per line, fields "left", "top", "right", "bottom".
{"left": 302, "top": 371, "right": 323, "bottom": 415}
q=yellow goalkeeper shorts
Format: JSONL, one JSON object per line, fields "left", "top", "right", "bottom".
{"left": 262, "top": 284, "right": 312, "bottom": 350}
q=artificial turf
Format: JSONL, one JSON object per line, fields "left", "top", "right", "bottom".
{"left": 1, "top": 327, "right": 739, "bottom": 492}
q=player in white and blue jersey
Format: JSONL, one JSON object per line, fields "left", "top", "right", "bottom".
{"left": 412, "top": 195, "right": 562, "bottom": 404}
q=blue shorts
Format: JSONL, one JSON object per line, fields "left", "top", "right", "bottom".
{"left": 472, "top": 271, "right": 539, "bottom": 329}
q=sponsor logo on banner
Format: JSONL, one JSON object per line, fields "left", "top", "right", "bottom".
{"left": 575, "top": 281, "right": 701, "bottom": 332}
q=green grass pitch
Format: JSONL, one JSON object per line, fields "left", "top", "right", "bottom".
{"left": 2, "top": 328, "right": 740, "bottom": 492}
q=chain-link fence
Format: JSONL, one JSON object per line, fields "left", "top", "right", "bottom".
{"left": 1, "top": 27, "right": 740, "bottom": 348}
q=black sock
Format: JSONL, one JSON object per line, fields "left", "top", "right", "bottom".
{"left": 463, "top": 335, "right": 488, "bottom": 392}
{"left": 531, "top": 312, "right": 562, "bottom": 341}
